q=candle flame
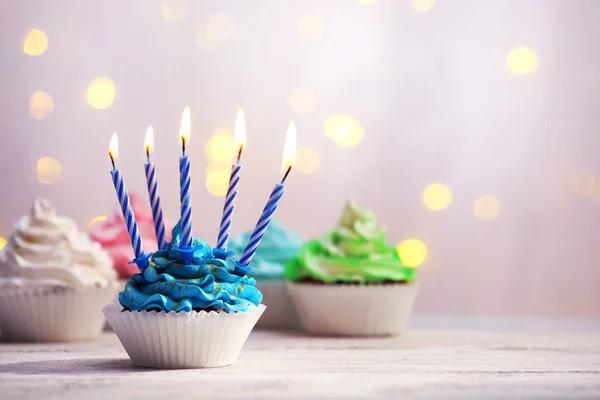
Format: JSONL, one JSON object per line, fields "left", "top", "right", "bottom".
{"left": 281, "top": 122, "right": 297, "bottom": 174}
{"left": 144, "top": 126, "right": 154, "bottom": 154}
{"left": 234, "top": 108, "right": 246, "bottom": 155}
{"left": 179, "top": 106, "right": 191, "bottom": 147}
{"left": 108, "top": 132, "right": 119, "bottom": 161}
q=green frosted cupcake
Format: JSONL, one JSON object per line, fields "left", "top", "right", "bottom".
{"left": 285, "top": 201, "right": 418, "bottom": 336}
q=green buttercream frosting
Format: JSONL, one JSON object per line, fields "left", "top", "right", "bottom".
{"left": 285, "top": 201, "right": 416, "bottom": 284}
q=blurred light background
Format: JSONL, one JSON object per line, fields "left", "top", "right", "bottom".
{"left": 1, "top": 0, "right": 599, "bottom": 317}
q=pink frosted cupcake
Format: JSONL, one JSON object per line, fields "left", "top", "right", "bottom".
{"left": 89, "top": 193, "right": 170, "bottom": 281}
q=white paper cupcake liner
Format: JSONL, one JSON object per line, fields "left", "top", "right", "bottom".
{"left": 103, "top": 302, "right": 266, "bottom": 369}
{"left": 287, "top": 281, "right": 418, "bottom": 337}
{"left": 104, "top": 279, "right": 129, "bottom": 331}
{"left": 254, "top": 280, "right": 300, "bottom": 330}
{"left": 0, "top": 283, "right": 120, "bottom": 342}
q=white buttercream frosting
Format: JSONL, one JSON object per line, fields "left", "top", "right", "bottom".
{"left": 0, "top": 198, "right": 116, "bottom": 289}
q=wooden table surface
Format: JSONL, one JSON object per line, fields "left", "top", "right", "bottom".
{"left": 1, "top": 316, "right": 599, "bottom": 399}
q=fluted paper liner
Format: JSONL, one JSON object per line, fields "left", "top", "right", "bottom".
{"left": 254, "top": 280, "right": 300, "bottom": 330}
{"left": 0, "top": 283, "right": 120, "bottom": 342}
{"left": 287, "top": 282, "right": 418, "bottom": 337}
{"left": 104, "top": 302, "right": 265, "bottom": 369}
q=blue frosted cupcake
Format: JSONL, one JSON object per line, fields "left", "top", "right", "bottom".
{"left": 229, "top": 219, "right": 302, "bottom": 330}
{"left": 103, "top": 222, "right": 265, "bottom": 369}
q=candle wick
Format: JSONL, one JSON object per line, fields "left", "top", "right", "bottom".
{"left": 146, "top": 147, "right": 150, "bottom": 163}
{"left": 109, "top": 152, "right": 116, "bottom": 170}
{"left": 236, "top": 145, "right": 243, "bottom": 164}
{"left": 281, "top": 165, "right": 292, "bottom": 185}
{"left": 182, "top": 137, "right": 186, "bottom": 156}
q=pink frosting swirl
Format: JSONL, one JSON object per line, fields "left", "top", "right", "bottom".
{"left": 88, "top": 193, "right": 170, "bottom": 280}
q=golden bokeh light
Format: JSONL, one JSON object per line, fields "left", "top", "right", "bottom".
{"left": 397, "top": 239, "right": 428, "bottom": 267}
{"left": 36, "top": 157, "right": 62, "bottom": 185}
{"left": 410, "top": 0, "right": 436, "bottom": 12}
{"left": 473, "top": 195, "right": 500, "bottom": 222}
{"left": 206, "top": 160, "right": 231, "bottom": 174}
{"left": 23, "top": 28, "right": 48, "bottom": 56}
{"left": 207, "top": 13, "right": 236, "bottom": 41}
{"left": 88, "top": 215, "right": 107, "bottom": 228}
{"left": 357, "top": 0, "right": 381, "bottom": 5}
{"left": 423, "top": 183, "right": 453, "bottom": 211}
{"left": 29, "top": 91, "right": 54, "bottom": 119}
{"left": 0, "top": 237, "right": 7, "bottom": 250}
{"left": 87, "top": 77, "right": 116, "bottom": 109}
{"left": 570, "top": 169, "right": 596, "bottom": 197}
{"left": 296, "top": 147, "right": 320, "bottom": 175}
{"left": 161, "top": 0, "right": 187, "bottom": 22}
{"left": 195, "top": 27, "right": 221, "bottom": 52}
{"left": 206, "top": 129, "right": 234, "bottom": 162}
{"left": 324, "top": 113, "right": 365, "bottom": 147}
{"left": 206, "top": 169, "right": 230, "bottom": 197}
{"left": 289, "top": 89, "right": 316, "bottom": 115}
{"left": 298, "top": 14, "right": 324, "bottom": 39}
{"left": 507, "top": 46, "right": 539, "bottom": 75}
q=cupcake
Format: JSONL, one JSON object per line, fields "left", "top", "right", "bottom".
{"left": 0, "top": 198, "right": 118, "bottom": 342}
{"left": 285, "top": 201, "right": 417, "bottom": 337}
{"left": 89, "top": 193, "right": 169, "bottom": 281}
{"left": 229, "top": 219, "right": 302, "bottom": 330}
{"left": 103, "top": 222, "right": 265, "bottom": 369}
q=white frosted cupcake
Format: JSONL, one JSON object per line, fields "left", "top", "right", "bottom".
{"left": 0, "top": 198, "right": 118, "bottom": 342}
{"left": 285, "top": 201, "right": 418, "bottom": 337}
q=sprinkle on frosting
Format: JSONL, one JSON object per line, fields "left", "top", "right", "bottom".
{"left": 119, "top": 221, "right": 262, "bottom": 312}
{"left": 229, "top": 219, "right": 302, "bottom": 280}
{"left": 285, "top": 201, "right": 416, "bottom": 284}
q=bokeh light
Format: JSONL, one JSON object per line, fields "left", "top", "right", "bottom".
{"left": 423, "top": 183, "right": 453, "bottom": 211}
{"left": 296, "top": 147, "right": 320, "bottom": 175}
{"left": 324, "top": 114, "right": 365, "bottom": 147}
{"left": 570, "top": 169, "right": 596, "bottom": 197}
{"left": 23, "top": 28, "right": 48, "bottom": 56}
{"left": 473, "top": 195, "right": 500, "bottom": 222}
{"left": 29, "top": 91, "right": 54, "bottom": 119}
{"left": 88, "top": 215, "right": 107, "bottom": 228}
{"left": 298, "top": 14, "right": 324, "bottom": 39}
{"left": 195, "top": 27, "right": 221, "bottom": 52}
{"left": 507, "top": 46, "right": 539, "bottom": 75}
{"left": 206, "top": 129, "right": 234, "bottom": 162}
{"left": 207, "top": 13, "right": 236, "bottom": 41}
{"left": 410, "top": 0, "right": 436, "bottom": 12}
{"left": 289, "top": 89, "right": 316, "bottom": 114}
{"left": 161, "top": 0, "right": 188, "bottom": 22}
{"left": 36, "top": 157, "right": 62, "bottom": 184}
{"left": 397, "top": 239, "right": 428, "bottom": 267}
{"left": 206, "top": 169, "right": 230, "bottom": 196}
{"left": 86, "top": 77, "right": 116, "bottom": 109}
{"left": 0, "top": 237, "right": 7, "bottom": 250}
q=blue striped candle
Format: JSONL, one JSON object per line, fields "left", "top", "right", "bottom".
{"left": 216, "top": 163, "right": 241, "bottom": 249}
{"left": 144, "top": 127, "right": 167, "bottom": 250}
{"left": 238, "top": 183, "right": 284, "bottom": 266}
{"left": 108, "top": 133, "right": 144, "bottom": 259}
{"left": 179, "top": 106, "right": 193, "bottom": 247}
{"left": 216, "top": 108, "right": 246, "bottom": 249}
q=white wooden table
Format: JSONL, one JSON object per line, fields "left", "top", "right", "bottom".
{"left": 1, "top": 316, "right": 599, "bottom": 399}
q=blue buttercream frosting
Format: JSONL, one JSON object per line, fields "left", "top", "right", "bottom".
{"left": 229, "top": 219, "right": 303, "bottom": 280}
{"left": 119, "top": 221, "right": 262, "bottom": 312}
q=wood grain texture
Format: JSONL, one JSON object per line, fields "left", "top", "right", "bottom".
{"left": 1, "top": 318, "right": 599, "bottom": 399}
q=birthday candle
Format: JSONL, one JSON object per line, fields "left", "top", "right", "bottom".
{"left": 239, "top": 122, "right": 297, "bottom": 266}
{"left": 216, "top": 109, "right": 246, "bottom": 250}
{"left": 108, "top": 133, "right": 144, "bottom": 259}
{"left": 143, "top": 126, "right": 168, "bottom": 250}
{"left": 179, "top": 107, "right": 193, "bottom": 247}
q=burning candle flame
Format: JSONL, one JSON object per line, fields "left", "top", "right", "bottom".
{"left": 109, "top": 132, "right": 119, "bottom": 162}
{"left": 144, "top": 126, "right": 154, "bottom": 155}
{"left": 281, "top": 122, "right": 297, "bottom": 174}
{"left": 179, "top": 106, "right": 191, "bottom": 149}
{"left": 234, "top": 108, "right": 246, "bottom": 160}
